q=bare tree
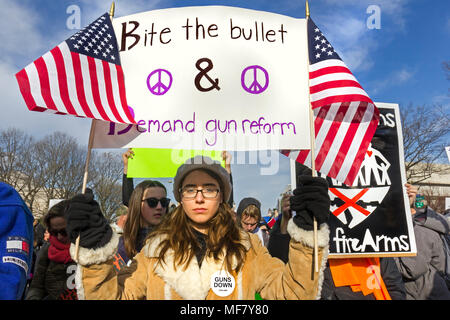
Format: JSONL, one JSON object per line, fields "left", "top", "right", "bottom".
{"left": 420, "top": 185, "right": 447, "bottom": 213}
{"left": 401, "top": 103, "right": 450, "bottom": 184}
{"left": 0, "top": 127, "right": 126, "bottom": 220}
{"left": 89, "top": 151, "right": 123, "bottom": 223}
{"left": 0, "top": 128, "right": 44, "bottom": 212}
{"left": 31, "top": 132, "right": 86, "bottom": 202}
{"left": 0, "top": 128, "right": 34, "bottom": 189}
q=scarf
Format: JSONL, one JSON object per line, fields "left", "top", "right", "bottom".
{"left": 329, "top": 258, "right": 391, "bottom": 300}
{"left": 192, "top": 228, "right": 207, "bottom": 267}
{"left": 48, "top": 235, "right": 73, "bottom": 264}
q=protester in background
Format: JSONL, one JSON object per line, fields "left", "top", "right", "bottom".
{"left": 25, "top": 217, "right": 47, "bottom": 296}
{"left": 32, "top": 218, "right": 46, "bottom": 256}
{"left": 0, "top": 182, "right": 34, "bottom": 300}
{"left": 272, "top": 208, "right": 279, "bottom": 219}
{"left": 268, "top": 191, "right": 406, "bottom": 300}
{"left": 65, "top": 155, "right": 330, "bottom": 300}
{"left": 26, "top": 200, "right": 78, "bottom": 300}
{"left": 395, "top": 183, "right": 450, "bottom": 300}
{"left": 236, "top": 197, "right": 269, "bottom": 247}
{"left": 116, "top": 180, "right": 169, "bottom": 265}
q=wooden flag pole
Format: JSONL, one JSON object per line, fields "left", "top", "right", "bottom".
{"left": 305, "top": 0, "right": 320, "bottom": 274}
{"left": 74, "top": 2, "right": 115, "bottom": 262}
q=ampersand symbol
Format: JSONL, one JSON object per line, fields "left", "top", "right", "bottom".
{"left": 194, "top": 58, "right": 220, "bottom": 92}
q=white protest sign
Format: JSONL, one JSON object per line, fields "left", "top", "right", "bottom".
{"left": 93, "top": 6, "right": 310, "bottom": 151}
{"left": 446, "top": 146, "right": 450, "bottom": 163}
{"left": 49, "top": 199, "right": 65, "bottom": 209}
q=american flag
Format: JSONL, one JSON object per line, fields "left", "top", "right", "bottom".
{"left": 282, "top": 18, "right": 379, "bottom": 186}
{"left": 15, "top": 13, "right": 135, "bottom": 124}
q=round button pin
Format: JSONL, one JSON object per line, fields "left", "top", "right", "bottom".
{"left": 210, "top": 270, "right": 235, "bottom": 297}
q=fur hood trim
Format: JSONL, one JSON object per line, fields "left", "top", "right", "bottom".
{"left": 142, "top": 230, "right": 251, "bottom": 300}
{"left": 69, "top": 224, "right": 120, "bottom": 266}
{"left": 287, "top": 219, "right": 330, "bottom": 248}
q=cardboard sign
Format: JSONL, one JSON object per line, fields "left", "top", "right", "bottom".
{"left": 294, "top": 103, "right": 417, "bottom": 258}
{"left": 93, "top": 6, "right": 310, "bottom": 151}
{"left": 127, "top": 148, "right": 225, "bottom": 178}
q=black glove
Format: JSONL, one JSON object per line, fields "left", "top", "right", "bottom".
{"left": 65, "top": 193, "right": 112, "bottom": 249}
{"left": 290, "top": 176, "right": 330, "bottom": 230}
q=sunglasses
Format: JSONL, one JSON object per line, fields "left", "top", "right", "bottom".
{"left": 142, "top": 197, "right": 171, "bottom": 208}
{"left": 49, "top": 228, "right": 67, "bottom": 237}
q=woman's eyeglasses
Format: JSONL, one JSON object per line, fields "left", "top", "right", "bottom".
{"left": 49, "top": 228, "right": 67, "bottom": 237}
{"left": 142, "top": 197, "right": 171, "bottom": 208}
{"left": 180, "top": 187, "right": 220, "bottom": 199}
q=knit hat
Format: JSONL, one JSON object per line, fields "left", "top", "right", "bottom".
{"left": 236, "top": 197, "right": 261, "bottom": 219}
{"left": 173, "top": 155, "right": 231, "bottom": 203}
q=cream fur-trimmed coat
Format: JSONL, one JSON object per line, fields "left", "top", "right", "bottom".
{"left": 71, "top": 219, "right": 329, "bottom": 300}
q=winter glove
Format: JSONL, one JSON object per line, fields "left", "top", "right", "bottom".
{"left": 290, "top": 176, "right": 330, "bottom": 230}
{"left": 65, "top": 193, "right": 112, "bottom": 249}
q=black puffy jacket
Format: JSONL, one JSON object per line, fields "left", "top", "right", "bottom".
{"left": 25, "top": 243, "right": 78, "bottom": 300}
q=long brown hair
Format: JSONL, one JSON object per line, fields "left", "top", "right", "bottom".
{"left": 123, "top": 180, "right": 167, "bottom": 259}
{"left": 148, "top": 201, "right": 247, "bottom": 273}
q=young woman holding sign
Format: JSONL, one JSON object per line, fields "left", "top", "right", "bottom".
{"left": 65, "top": 156, "right": 330, "bottom": 300}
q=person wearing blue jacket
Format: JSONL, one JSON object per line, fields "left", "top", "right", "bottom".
{"left": 0, "top": 182, "right": 34, "bottom": 299}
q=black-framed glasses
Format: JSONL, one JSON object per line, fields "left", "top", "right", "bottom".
{"left": 180, "top": 187, "right": 220, "bottom": 199}
{"left": 241, "top": 221, "right": 258, "bottom": 228}
{"left": 142, "top": 197, "right": 171, "bottom": 208}
{"left": 49, "top": 228, "right": 67, "bottom": 237}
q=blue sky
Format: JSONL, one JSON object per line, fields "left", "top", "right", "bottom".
{"left": 1, "top": 0, "right": 449, "bottom": 215}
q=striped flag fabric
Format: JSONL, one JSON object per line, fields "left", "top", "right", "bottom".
{"left": 263, "top": 215, "right": 278, "bottom": 229}
{"left": 282, "top": 18, "right": 379, "bottom": 186}
{"left": 15, "top": 13, "right": 135, "bottom": 125}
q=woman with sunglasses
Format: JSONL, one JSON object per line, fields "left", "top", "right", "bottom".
{"left": 66, "top": 156, "right": 331, "bottom": 300}
{"left": 26, "top": 200, "right": 78, "bottom": 300}
{"left": 117, "top": 180, "right": 170, "bottom": 265}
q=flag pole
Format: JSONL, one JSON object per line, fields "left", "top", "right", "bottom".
{"left": 305, "top": 0, "right": 320, "bottom": 274}
{"left": 74, "top": 2, "right": 115, "bottom": 262}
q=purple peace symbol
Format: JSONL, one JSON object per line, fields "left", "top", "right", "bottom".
{"left": 127, "top": 106, "right": 135, "bottom": 119}
{"left": 241, "top": 65, "right": 269, "bottom": 94}
{"left": 147, "top": 69, "right": 173, "bottom": 96}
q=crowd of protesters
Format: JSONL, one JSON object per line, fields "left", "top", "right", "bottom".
{"left": 1, "top": 149, "right": 449, "bottom": 300}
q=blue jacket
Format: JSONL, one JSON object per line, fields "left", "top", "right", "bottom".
{"left": 0, "top": 182, "right": 34, "bottom": 299}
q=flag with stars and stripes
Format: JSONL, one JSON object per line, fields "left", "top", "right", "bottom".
{"left": 15, "top": 13, "right": 135, "bottom": 125}
{"left": 282, "top": 18, "right": 379, "bottom": 186}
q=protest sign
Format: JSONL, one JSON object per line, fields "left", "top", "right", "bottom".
{"left": 48, "top": 199, "right": 65, "bottom": 209}
{"left": 295, "top": 103, "right": 417, "bottom": 258}
{"left": 126, "top": 148, "right": 224, "bottom": 178}
{"left": 92, "top": 6, "right": 310, "bottom": 151}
